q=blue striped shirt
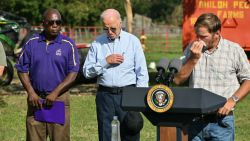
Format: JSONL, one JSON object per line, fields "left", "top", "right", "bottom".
{"left": 83, "top": 30, "right": 149, "bottom": 87}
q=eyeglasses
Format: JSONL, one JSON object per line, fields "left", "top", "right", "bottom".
{"left": 103, "top": 27, "right": 116, "bottom": 33}
{"left": 44, "top": 20, "right": 62, "bottom": 26}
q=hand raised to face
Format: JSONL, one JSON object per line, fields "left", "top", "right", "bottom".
{"left": 190, "top": 40, "right": 206, "bottom": 60}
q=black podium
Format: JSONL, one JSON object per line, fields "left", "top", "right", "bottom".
{"left": 121, "top": 87, "right": 226, "bottom": 141}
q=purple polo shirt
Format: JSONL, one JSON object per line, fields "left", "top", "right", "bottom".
{"left": 15, "top": 32, "right": 79, "bottom": 92}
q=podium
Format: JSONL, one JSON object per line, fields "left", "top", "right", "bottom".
{"left": 121, "top": 87, "right": 226, "bottom": 141}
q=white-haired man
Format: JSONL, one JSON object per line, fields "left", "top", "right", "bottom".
{"left": 83, "top": 8, "right": 149, "bottom": 141}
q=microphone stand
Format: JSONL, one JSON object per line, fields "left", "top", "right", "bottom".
{"left": 165, "top": 73, "right": 171, "bottom": 87}
{"left": 165, "top": 69, "right": 177, "bottom": 87}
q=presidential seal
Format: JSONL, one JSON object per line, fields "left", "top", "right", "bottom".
{"left": 147, "top": 84, "right": 174, "bottom": 113}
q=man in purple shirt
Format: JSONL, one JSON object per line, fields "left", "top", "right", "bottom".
{"left": 15, "top": 8, "right": 79, "bottom": 141}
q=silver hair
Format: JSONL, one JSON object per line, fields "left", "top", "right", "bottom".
{"left": 100, "top": 9, "right": 121, "bottom": 22}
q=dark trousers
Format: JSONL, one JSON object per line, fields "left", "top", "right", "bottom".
{"left": 96, "top": 89, "right": 140, "bottom": 141}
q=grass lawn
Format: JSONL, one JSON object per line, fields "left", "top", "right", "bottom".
{"left": 0, "top": 94, "right": 250, "bottom": 141}
{"left": 0, "top": 95, "right": 156, "bottom": 141}
{"left": 144, "top": 35, "right": 183, "bottom": 63}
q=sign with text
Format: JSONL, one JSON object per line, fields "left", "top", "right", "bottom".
{"left": 183, "top": 0, "right": 250, "bottom": 51}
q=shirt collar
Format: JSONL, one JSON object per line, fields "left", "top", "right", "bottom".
{"left": 204, "top": 36, "right": 223, "bottom": 54}
{"left": 39, "top": 31, "right": 63, "bottom": 43}
{"left": 216, "top": 36, "right": 224, "bottom": 52}
{"left": 119, "top": 29, "right": 125, "bottom": 39}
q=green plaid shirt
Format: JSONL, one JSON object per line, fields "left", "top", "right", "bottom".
{"left": 183, "top": 37, "right": 250, "bottom": 98}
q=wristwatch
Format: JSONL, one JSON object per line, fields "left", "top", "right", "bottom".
{"left": 231, "top": 95, "right": 239, "bottom": 103}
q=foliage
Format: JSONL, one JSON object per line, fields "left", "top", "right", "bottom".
{"left": 132, "top": 0, "right": 182, "bottom": 25}
{"left": 0, "top": 0, "right": 182, "bottom": 26}
{"left": 0, "top": 0, "right": 41, "bottom": 25}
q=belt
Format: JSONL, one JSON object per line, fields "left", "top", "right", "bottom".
{"left": 34, "top": 90, "right": 49, "bottom": 99}
{"left": 98, "top": 84, "right": 135, "bottom": 94}
{"left": 35, "top": 90, "right": 67, "bottom": 99}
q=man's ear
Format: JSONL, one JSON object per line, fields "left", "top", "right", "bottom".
{"left": 214, "top": 30, "right": 221, "bottom": 38}
{"left": 216, "top": 30, "right": 221, "bottom": 35}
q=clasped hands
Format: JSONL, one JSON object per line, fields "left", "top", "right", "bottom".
{"left": 28, "top": 92, "right": 58, "bottom": 109}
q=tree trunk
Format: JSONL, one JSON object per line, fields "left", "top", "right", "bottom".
{"left": 124, "top": 0, "right": 133, "bottom": 33}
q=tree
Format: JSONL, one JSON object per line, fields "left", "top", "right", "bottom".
{"left": 124, "top": 0, "right": 133, "bottom": 33}
{"left": 0, "top": 0, "right": 182, "bottom": 26}
{"left": 132, "top": 0, "right": 182, "bottom": 25}
{"left": 0, "top": 0, "right": 41, "bottom": 25}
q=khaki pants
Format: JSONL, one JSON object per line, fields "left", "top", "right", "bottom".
{"left": 26, "top": 92, "right": 70, "bottom": 141}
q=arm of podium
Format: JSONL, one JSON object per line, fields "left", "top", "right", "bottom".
{"left": 122, "top": 87, "right": 226, "bottom": 126}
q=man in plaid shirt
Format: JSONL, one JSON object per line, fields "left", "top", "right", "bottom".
{"left": 174, "top": 13, "right": 250, "bottom": 141}
{"left": 0, "top": 42, "right": 7, "bottom": 76}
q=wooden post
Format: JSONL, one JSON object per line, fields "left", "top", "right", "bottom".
{"left": 124, "top": 0, "right": 133, "bottom": 33}
{"left": 158, "top": 127, "right": 188, "bottom": 141}
{"left": 165, "top": 32, "right": 168, "bottom": 49}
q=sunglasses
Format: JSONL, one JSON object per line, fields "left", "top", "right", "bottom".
{"left": 103, "top": 27, "right": 116, "bottom": 33}
{"left": 44, "top": 20, "right": 62, "bottom": 26}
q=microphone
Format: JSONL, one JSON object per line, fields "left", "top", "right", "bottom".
{"left": 155, "top": 58, "right": 170, "bottom": 83}
{"left": 166, "top": 59, "right": 182, "bottom": 85}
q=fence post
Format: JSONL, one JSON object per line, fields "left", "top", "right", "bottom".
{"left": 69, "top": 27, "right": 74, "bottom": 41}
{"left": 165, "top": 31, "right": 168, "bottom": 49}
{"left": 140, "top": 29, "right": 147, "bottom": 51}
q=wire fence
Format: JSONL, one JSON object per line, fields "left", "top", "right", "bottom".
{"left": 32, "top": 25, "right": 182, "bottom": 53}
